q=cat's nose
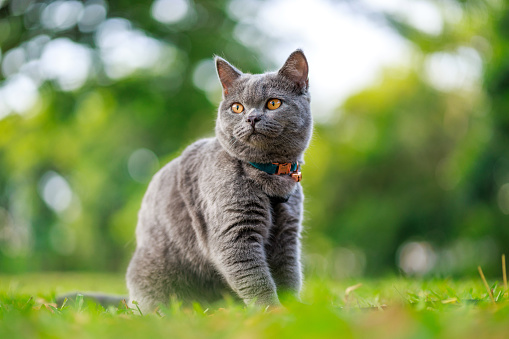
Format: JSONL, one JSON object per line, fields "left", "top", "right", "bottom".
{"left": 246, "top": 114, "right": 261, "bottom": 127}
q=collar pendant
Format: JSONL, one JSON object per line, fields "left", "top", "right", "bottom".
{"left": 273, "top": 162, "right": 302, "bottom": 182}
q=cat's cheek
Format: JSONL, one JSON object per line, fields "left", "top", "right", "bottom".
{"left": 219, "top": 116, "right": 238, "bottom": 135}
{"left": 232, "top": 124, "right": 249, "bottom": 141}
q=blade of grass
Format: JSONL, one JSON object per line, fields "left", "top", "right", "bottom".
{"left": 441, "top": 298, "right": 458, "bottom": 304}
{"left": 47, "top": 304, "right": 61, "bottom": 315}
{"left": 344, "top": 283, "right": 363, "bottom": 308}
{"left": 131, "top": 300, "right": 143, "bottom": 316}
{"left": 23, "top": 296, "right": 33, "bottom": 311}
{"left": 503, "top": 254, "right": 507, "bottom": 296}
{"left": 75, "top": 294, "right": 84, "bottom": 312}
{"left": 60, "top": 297, "right": 68, "bottom": 310}
{"left": 478, "top": 266, "right": 496, "bottom": 304}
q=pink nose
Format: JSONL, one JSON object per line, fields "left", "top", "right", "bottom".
{"left": 246, "top": 114, "right": 261, "bottom": 127}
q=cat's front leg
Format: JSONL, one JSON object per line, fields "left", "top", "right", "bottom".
{"left": 208, "top": 198, "right": 280, "bottom": 307}
{"left": 266, "top": 190, "right": 304, "bottom": 299}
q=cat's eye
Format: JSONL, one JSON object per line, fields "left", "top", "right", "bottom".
{"left": 231, "top": 103, "right": 244, "bottom": 114}
{"left": 267, "top": 99, "right": 282, "bottom": 110}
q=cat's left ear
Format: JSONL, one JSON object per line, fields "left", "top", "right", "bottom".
{"left": 278, "top": 49, "right": 309, "bottom": 91}
{"left": 215, "top": 56, "right": 243, "bottom": 95}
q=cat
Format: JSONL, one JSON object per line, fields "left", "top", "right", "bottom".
{"left": 125, "top": 50, "right": 312, "bottom": 313}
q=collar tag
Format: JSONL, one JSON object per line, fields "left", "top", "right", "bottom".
{"left": 291, "top": 171, "right": 302, "bottom": 182}
{"left": 273, "top": 162, "right": 302, "bottom": 182}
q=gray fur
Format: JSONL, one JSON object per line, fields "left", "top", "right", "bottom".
{"left": 126, "top": 50, "right": 313, "bottom": 312}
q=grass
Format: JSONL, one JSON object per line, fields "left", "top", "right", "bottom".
{"left": 1, "top": 272, "right": 509, "bottom": 338}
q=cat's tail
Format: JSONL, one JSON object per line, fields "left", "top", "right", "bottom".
{"left": 56, "top": 292, "right": 127, "bottom": 308}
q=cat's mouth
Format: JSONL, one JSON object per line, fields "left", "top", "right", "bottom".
{"left": 251, "top": 123, "right": 282, "bottom": 137}
{"left": 247, "top": 131, "right": 265, "bottom": 141}
{"left": 233, "top": 124, "right": 282, "bottom": 145}
{"left": 248, "top": 128, "right": 275, "bottom": 140}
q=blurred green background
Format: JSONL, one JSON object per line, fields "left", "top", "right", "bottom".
{"left": 0, "top": 0, "right": 507, "bottom": 280}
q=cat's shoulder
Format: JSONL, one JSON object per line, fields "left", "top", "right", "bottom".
{"left": 150, "top": 138, "right": 218, "bottom": 176}
{"left": 160, "top": 137, "right": 226, "bottom": 173}
{"left": 179, "top": 137, "right": 223, "bottom": 161}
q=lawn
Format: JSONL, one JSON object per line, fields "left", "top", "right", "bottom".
{"left": 1, "top": 272, "right": 508, "bottom": 338}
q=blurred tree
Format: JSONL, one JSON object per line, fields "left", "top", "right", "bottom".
{"left": 301, "top": 0, "right": 507, "bottom": 277}
{"left": 0, "top": 0, "right": 266, "bottom": 272}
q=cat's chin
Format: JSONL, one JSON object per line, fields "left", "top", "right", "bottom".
{"left": 247, "top": 132, "right": 269, "bottom": 144}
{"left": 245, "top": 133, "right": 285, "bottom": 153}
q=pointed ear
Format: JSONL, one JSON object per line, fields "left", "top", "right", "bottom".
{"left": 278, "top": 49, "right": 309, "bottom": 91}
{"left": 215, "top": 56, "right": 242, "bottom": 95}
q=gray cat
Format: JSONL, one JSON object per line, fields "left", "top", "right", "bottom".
{"left": 126, "top": 50, "right": 312, "bottom": 313}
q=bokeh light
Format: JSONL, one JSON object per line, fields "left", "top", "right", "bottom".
{"left": 128, "top": 148, "right": 160, "bottom": 183}
{"left": 398, "top": 241, "right": 436, "bottom": 276}
{"left": 38, "top": 171, "right": 73, "bottom": 213}
{"left": 2, "top": 74, "right": 38, "bottom": 113}
{"left": 151, "top": 0, "right": 189, "bottom": 25}
{"left": 40, "top": 0, "right": 83, "bottom": 31}
{"left": 40, "top": 38, "right": 92, "bottom": 90}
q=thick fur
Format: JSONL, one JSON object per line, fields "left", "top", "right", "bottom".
{"left": 126, "top": 50, "right": 312, "bottom": 312}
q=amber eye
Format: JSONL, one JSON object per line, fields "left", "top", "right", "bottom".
{"left": 231, "top": 103, "right": 244, "bottom": 114}
{"left": 267, "top": 99, "right": 282, "bottom": 110}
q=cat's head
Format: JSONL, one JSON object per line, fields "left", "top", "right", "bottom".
{"left": 214, "top": 50, "right": 312, "bottom": 164}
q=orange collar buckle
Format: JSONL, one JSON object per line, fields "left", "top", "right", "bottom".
{"left": 273, "top": 162, "right": 292, "bottom": 175}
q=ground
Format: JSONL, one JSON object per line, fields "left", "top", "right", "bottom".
{"left": 0, "top": 272, "right": 508, "bottom": 338}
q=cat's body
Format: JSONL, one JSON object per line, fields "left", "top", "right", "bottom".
{"left": 126, "top": 50, "right": 312, "bottom": 312}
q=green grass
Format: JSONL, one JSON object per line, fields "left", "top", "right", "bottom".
{"left": 1, "top": 273, "right": 509, "bottom": 338}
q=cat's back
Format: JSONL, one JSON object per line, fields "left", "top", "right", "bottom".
{"left": 156, "top": 137, "right": 221, "bottom": 191}
{"left": 144, "top": 137, "right": 218, "bottom": 193}
{"left": 136, "top": 137, "right": 220, "bottom": 244}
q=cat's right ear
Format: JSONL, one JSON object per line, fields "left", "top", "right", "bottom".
{"left": 215, "top": 56, "right": 242, "bottom": 95}
{"left": 278, "top": 49, "right": 309, "bottom": 92}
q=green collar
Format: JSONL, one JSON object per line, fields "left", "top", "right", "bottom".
{"left": 248, "top": 161, "right": 302, "bottom": 182}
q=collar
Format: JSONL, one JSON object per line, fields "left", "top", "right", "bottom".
{"left": 248, "top": 161, "right": 302, "bottom": 182}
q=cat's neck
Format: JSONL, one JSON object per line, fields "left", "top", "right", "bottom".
{"left": 212, "top": 139, "right": 300, "bottom": 197}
